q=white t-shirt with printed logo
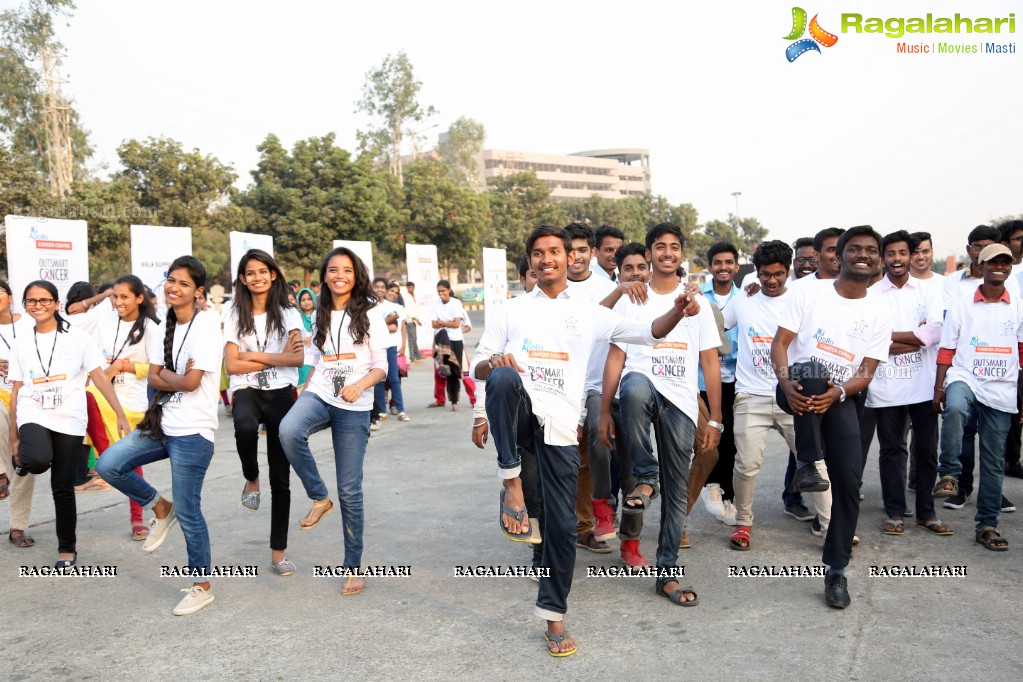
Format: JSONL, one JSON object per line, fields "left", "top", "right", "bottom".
{"left": 940, "top": 289, "right": 1023, "bottom": 413}
{"left": 95, "top": 313, "right": 161, "bottom": 413}
{"left": 0, "top": 315, "right": 35, "bottom": 396}
{"left": 722, "top": 289, "right": 791, "bottom": 397}
{"left": 223, "top": 307, "right": 303, "bottom": 393}
{"left": 778, "top": 281, "right": 892, "bottom": 387}
{"left": 8, "top": 325, "right": 105, "bottom": 436}
{"left": 568, "top": 274, "right": 618, "bottom": 392}
{"left": 431, "top": 298, "right": 466, "bottom": 342}
{"left": 865, "top": 277, "right": 944, "bottom": 408}
{"left": 146, "top": 310, "right": 224, "bottom": 442}
{"left": 614, "top": 284, "right": 720, "bottom": 425}
{"left": 307, "top": 306, "right": 390, "bottom": 411}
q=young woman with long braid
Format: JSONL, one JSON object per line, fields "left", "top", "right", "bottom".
{"left": 97, "top": 256, "right": 225, "bottom": 615}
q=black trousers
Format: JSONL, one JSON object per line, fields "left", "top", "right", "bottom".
{"left": 777, "top": 360, "right": 861, "bottom": 569}
{"left": 445, "top": 340, "right": 464, "bottom": 404}
{"left": 232, "top": 386, "right": 295, "bottom": 551}
{"left": 875, "top": 402, "right": 938, "bottom": 520}
{"left": 19, "top": 423, "right": 81, "bottom": 554}
{"left": 702, "top": 381, "right": 736, "bottom": 500}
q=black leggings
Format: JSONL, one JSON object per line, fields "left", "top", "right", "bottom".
{"left": 232, "top": 386, "right": 295, "bottom": 551}
{"left": 445, "top": 340, "right": 464, "bottom": 405}
{"left": 19, "top": 423, "right": 81, "bottom": 554}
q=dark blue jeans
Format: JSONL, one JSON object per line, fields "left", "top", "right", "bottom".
{"left": 374, "top": 345, "right": 405, "bottom": 414}
{"left": 618, "top": 372, "right": 696, "bottom": 589}
{"left": 486, "top": 367, "right": 577, "bottom": 621}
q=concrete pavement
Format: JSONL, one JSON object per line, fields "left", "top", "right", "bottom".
{"left": 1, "top": 312, "right": 1020, "bottom": 680}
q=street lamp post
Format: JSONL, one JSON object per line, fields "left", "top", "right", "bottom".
{"left": 731, "top": 191, "right": 742, "bottom": 224}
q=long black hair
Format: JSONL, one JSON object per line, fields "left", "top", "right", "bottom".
{"left": 22, "top": 280, "right": 69, "bottom": 332}
{"left": 162, "top": 255, "right": 206, "bottom": 371}
{"left": 312, "top": 247, "right": 375, "bottom": 352}
{"left": 114, "top": 274, "right": 161, "bottom": 346}
{"left": 232, "top": 249, "right": 294, "bottom": 340}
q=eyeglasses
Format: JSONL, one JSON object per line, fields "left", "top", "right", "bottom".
{"left": 968, "top": 244, "right": 986, "bottom": 252}
{"left": 25, "top": 298, "right": 55, "bottom": 307}
{"left": 793, "top": 257, "right": 818, "bottom": 265}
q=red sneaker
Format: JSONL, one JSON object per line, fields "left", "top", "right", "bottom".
{"left": 620, "top": 539, "right": 648, "bottom": 568}
{"left": 592, "top": 499, "right": 617, "bottom": 542}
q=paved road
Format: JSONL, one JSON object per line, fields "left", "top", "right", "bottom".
{"left": 2, "top": 312, "right": 1020, "bottom": 680}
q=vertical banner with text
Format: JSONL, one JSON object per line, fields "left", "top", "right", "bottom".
{"left": 332, "top": 240, "right": 374, "bottom": 281}
{"left": 406, "top": 243, "right": 440, "bottom": 357}
{"left": 130, "top": 225, "right": 192, "bottom": 295}
{"left": 482, "top": 247, "right": 507, "bottom": 326}
{"left": 230, "top": 231, "right": 274, "bottom": 290}
{"left": 4, "top": 215, "right": 88, "bottom": 312}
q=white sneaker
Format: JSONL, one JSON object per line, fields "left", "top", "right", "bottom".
{"left": 700, "top": 484, "right": 725, "bottom": 520}
{"left": 721, "top": 499, "right": 739, "bottom": 526}
{"left": 172, "top": 585, "right": 215, "bottom": 615}
{"left": 397, "top": 412, "right": 410, "bottom": 422}
{"left": 369, "top": 421, "right": 381, "bottom": 432}
{"left": 143, "top": 507, "right": 178, "bottom": 553}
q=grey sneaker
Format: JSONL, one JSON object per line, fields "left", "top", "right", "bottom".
{"left": 172, "top": 585, "right": 215, "bottom": 615}
{"left": 271, "top": 558, "right": 296, "bottom": 576}
{"left": 241, "top": 489, "right": 260, "bottom": 512}
{"left": 143, "top": 507, "right": 178, "bottom": 553}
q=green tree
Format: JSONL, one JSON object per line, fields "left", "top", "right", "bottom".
{"left": 355, "top": 51, "right": 437, "bottom": 184}
{"left": 484, "top": 171, "right": 568, "bottom": 262}
{"left": 0, "top": 0, "right": 92, "bottom": 196}
{"left": 0, "top": 140, "right": 48, "bottom": 277}
{"left": 436, "top": 116, "right": 485, "bottom": 189}
{"left": 403, "top": 158, "right": 489, "bottom": 277}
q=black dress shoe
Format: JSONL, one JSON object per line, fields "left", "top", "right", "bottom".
{"left": 794, "top": 464, "right": 830, "bottom": 493}
{"left": 824, "top": 572, "right": 850, "bottom": 609}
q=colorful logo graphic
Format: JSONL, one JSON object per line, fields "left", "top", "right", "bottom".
{"left": 784, "top": 7, "right": 839, "bottom": 61}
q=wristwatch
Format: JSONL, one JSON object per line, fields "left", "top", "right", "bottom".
{"left": 836, "top": 384, "right": 847, "bottom": 403}
{"left": 487, "top": 353, "right": 503, "bottom": 369}
{"left": 707, "top": 420, "right": 725, "bottom": 434}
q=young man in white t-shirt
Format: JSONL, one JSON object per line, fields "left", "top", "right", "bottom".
{"left": 723, "top": 240, "right": 830, "bottom": 551}
{"left": 932, "top": 244, "right": 1023, "bottom": 552}
{"left": 371, "top": 278, "right": 407, "bottom": 426}
{"left": 470, "top": 225, "right": 700, "bottom": 657}
{"left": 599, "top": 223, "right": 722, "bottom": 600}
{"left": 771, "top": 226, "right": 893, "bottom": 609}
{"left": 866, "top": 231, "right": 946, "bottom": 537}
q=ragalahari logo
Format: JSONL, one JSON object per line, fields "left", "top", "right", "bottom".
{"left": 784, "top": 7, "right": 839, "bottom": 61}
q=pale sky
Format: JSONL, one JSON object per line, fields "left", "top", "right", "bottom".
{"left": 9, "top": 0, "right": 1021, "bottom": 260}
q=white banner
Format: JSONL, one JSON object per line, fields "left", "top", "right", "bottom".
{"left": 332, "top": 240, "right": 374, "bottom": 281}
{"left": 130, "top": 225, "right": 192, "bottom": 295}
{"left": 406, "top": 243, "right": 440, "bottom": 357}
{"left": 4, "top": 215, "right": 88, "bottom": 312}
{"left": 482, "top": 247, "right": 507, "bottom": 326}
{"left": 230, "top": 231, "right": 274, "bottom": 289}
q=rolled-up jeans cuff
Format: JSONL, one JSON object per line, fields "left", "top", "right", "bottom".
{"left": 534, "top": 604, "right": 564, "bottom": 621}
{"left": 141, "top": 492, "right": 160, "bottom": 510}
{"left": 498, "top": 465, "right": 522, "bottom": 480}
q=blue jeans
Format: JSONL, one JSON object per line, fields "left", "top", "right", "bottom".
{"left": 96, "top": 431, "right": 214, "bottom": 574}
{"left": 374, "top": 346, "right": 405, "bottom": 415}
{"left": 279, "top": 391, "right": 370, "bottom": 569}
{"left": 937, "top": 381, "right": 1010, "bottom": 529}
{"left": 486, "top": 367, "right": 578, "bottom": 620}
{"left": 617, "top": 372, "right": 696, "bottom": 589}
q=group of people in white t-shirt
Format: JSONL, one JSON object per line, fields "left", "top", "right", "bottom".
{"left": 469, "top": 219, "right": 1022, "bottom": 657}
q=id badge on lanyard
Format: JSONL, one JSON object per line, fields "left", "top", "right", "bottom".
{"left": 32, "top": 374, "right": 66, "bottom": 410}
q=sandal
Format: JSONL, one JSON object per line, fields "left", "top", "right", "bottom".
{"left": 500, "top": 489, "right": 541, "bottom": 544}
{"left": 341, "top": 574, "right": 365, "bottom": 596}
{"left": 623, "top": 484, "right": 658, "bottom": 515}
{"left": 544, "top": 630, "right": 577, "bottom": 657}
{"left": 427, "top": 402, "right": 445, "bottom": 408}
{"left": 8, "top": 530, "right": 34, "bottom": 548}
{"left": 881, "top": 518, "right": 904, "bottom": 535}
{"left": 299, "top": 498, "right": 334, "bottom": 530}
{"left": 931, "top": 475, "right": 958, "bottom": 498}
{"left": 0, "top": 472, "right": 9, "bottom": 500}
{"left": 132, "top": 524, "right": 150, "bottom": 541}
{"left": 975, "top": 526, "right": 1008, "bottom": 551}
{"left": 657, "top": 581, "right": 699, "bottom": 606}
{"left": 729, "top": 526, "right": 751, "bottom": 551}
{"left": 74, "top": 479, "right": 109, "bottom": 493}
{"left": 916, "top": 519, "right": 953, "bottom": 536}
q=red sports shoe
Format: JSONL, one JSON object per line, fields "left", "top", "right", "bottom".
{"left": 592, "top": 499, "right": 617, "bottom": 542}
{"left": 620, "top": 539, "right": 648, "bottom": 568}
